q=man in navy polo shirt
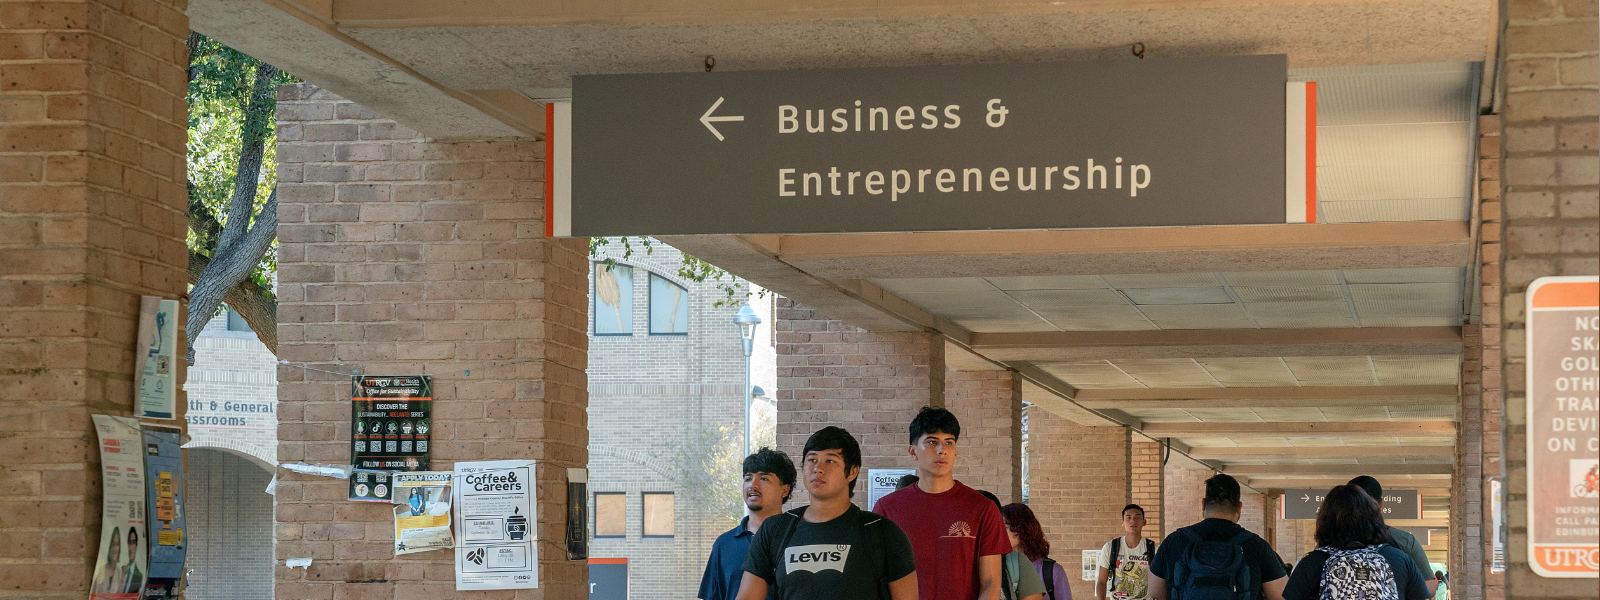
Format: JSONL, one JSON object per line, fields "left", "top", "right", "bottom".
{"left": 699, "top": 447, "right": 797, "bottom": 600}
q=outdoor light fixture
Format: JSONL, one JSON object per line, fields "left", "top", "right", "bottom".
{"left": 733, "top": 303, "right": 762, "bottom": 461}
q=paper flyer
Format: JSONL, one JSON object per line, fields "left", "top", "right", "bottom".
{"left": 141, "top": 425, "right": 187, "bottom": 599}
{"left": 91, "top": 415, "right": 148, "bottom": 600}
{"left": 865, "top": 468, "right": 915, "bottom": 511}
{"left": 454, "top": 460, "right": 537, "bottom": 590}
{"left": 349, "top": 469, "right": 395, "bottom": 503}
{"left": 394, "top": 471, "right": 454, "bottom": 554}
{"left": 135, "top": 297, "right": 179, "bottom": 420}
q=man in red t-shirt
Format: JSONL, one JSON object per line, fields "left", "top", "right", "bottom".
{"left": 874, "top": 407, "right": 1012, "bottom": 600}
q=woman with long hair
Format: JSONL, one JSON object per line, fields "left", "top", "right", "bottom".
{"left": 1283, "top": 484, "right": 1431, "bottom": 600}
{"left": 1001, "top": 503, "right": 1072, "bottom": 600}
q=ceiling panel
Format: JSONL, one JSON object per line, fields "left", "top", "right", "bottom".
{"left": 899, "top": 290, "right": 1015, "bottom": 309}
{"left": 1032, "top": 305, "right": 1155, "bottom": 331}
{"left": 1322, "top": 197, "right": 1469, "bottom": 222}
{"left": 1283, "top": 356, "right": 1377, "bottom": 386}
{"left": 1371, "top": 355, "right": 1460, "bottom": 385}
{"left": 985, "top": 275, "right": 1108, "bottom": 290}
{"left": 1232, "top": 285, "right": 1348, "bottom": 303}
{"left": 1344, "top": 268, "right": 1463, "bottom": 284}
{"left": 1007, "top": 289, "right": 1127, "bottom": 307}
{"left": 1112, "top": 359, "right": 1219, "bottom": 388}
{"left": 1139, "top": 304, "right": 1256, "bottom": 329}
{"left": 1123, "top": 287, "right": 1235, "bottom": 305}
{"left": 1349, "top": 282, "right": 1462, "bottom": 303}
{"left": 1101, "top": 273, "right": 1222, "bottom": 288}
{"left": 874, "top": 277, "right": 995, "bottom": 293}
{"left": 1198, "top": 357, "right": 1300, "bottom": 387}
{"left": 1221, "top": 270, "right": 1342, "bottom": 286}
{"left": 1037, "top": 362, "right": 1140, "bottom": 388}
{"left": 1182, "top": 408, "right": 1266, "bottom": 422}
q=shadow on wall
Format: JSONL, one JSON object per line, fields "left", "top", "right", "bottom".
{"left": 185, "top": 449, "right": 275, "bottom": 600}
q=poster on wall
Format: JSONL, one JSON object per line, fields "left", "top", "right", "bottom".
{"left": 454, "top": 460, "right": 538, "bottom": 591}
{"left": 134, "top": 296, "right": 179, "bottom": 420}
{"left": 1081, "top": 549, "right": 1098, "bottom": 581}
{"left": 349, "top": 469, "right": 395, "bottom": 503}
{"left": 91, "top": 415, "right": 148, "bottom": 600}
{"left": 393, "top": 471, "right": 454, "bottom": 555}
{"left": 1523, "top": 276, "right": 1598, "bottom": 579}
{"left": 140, "top": 425, "right": 187, "bottom": 599}
{"left": 865, "top": 468, "right": 915, "bottom": 511}
{"left": 1490, "top": 478, "right": 1506, "bottom": 574}
{"left": 350, "top": 375, "right": 432, "bottom": 501}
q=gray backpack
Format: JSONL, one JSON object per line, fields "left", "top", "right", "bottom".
{"left": 1315, "top": 545, "right": 1398, "bottom": 600}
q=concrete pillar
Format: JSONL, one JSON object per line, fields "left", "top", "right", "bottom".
{"left": 773, "top": 298, "right": 936, "bottom": 508}
{"left": 1498, "top": 1, "right": 1598, "bottom": 598}
{"left": 0, "top": 0, "right": 189, "bottom": 595}
{"left": 1027, "top": 408, "right": 1129, "bottom": 600}
{"left": 272, "top": 84, "right": 589, "bottom": 599}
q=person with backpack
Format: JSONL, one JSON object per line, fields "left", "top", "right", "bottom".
{"left": 1347, "top": 476, "right": 1437, "bottom": 597}
{"left": 1281, "top": 484, "right": 1431, "bottom": 600}
{"left": 737, "top": 426, "right": 918, "bottom": 600}
{"left": 1096, "top": 504, "right": 1156, "bottom": 600}
{"left": 1148, "top": 474, "right": 1288, "bottom": 600}
{"left": 1001, "top": 502, "right": 1073, "bottom": 600}
{"left": 975, "top": 491, "right": 1047, "bottom": 600}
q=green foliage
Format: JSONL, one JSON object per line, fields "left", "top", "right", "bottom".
{"left": 657, "top": 423, "right": 746, "bottom": 527}
{"left": 590, "top": 236, "right": 765, "bottom": 308}
{"left": 186, "top": 34, "right": 297, "bottom": 295}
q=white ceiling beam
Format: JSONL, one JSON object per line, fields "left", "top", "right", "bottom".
{"left": 1073, "top": 385, "right": 1459, "bottom": 409}
{"left": 972, "top": 327, "right": 1462, "bottom": 361}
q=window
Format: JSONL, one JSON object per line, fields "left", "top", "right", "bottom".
{"left": 593, "top": 263, "right": 633, "bottom": 335}
{"left": 642, "top": 492, "right": 674, "bottom": 537}
{"left": 649, "top": 274, "right": 689, "bottom": 335}
{"left": 225, "top": 307, "right": 252, "bottom": 332}
{"left": 594, "top": 492, "right": 626, "bottom": 538}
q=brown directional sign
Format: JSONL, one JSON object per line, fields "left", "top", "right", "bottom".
{"left": 1281, "top": 488, "right": 1420, "bottom": 520}
{"left": 567, "top": 55, "right": 1290, "bottom": 236}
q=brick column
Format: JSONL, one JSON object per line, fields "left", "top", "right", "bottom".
{"left": 1163, "top": 459, "right": 1209, "bottom": 537}
{"left": 1131, "top": 440, "right": 1164, "bottom": 542}
{"left": 0, "top": 0, "right": 189, "bottom": 595}
{"left": 1499, "top": 1, "right": 1598, "bottom": 598}
{"left": 946, "top": 368, "right": 1022, "bottom": 503}
{"left": 272, "top": 84, "right": 589, "bottom": 599}
{"left": 774, "top": 298, "right": 935, "bottom": 508}
{"left": 1027, "top": 408, "right": 1129, "bottom": 600}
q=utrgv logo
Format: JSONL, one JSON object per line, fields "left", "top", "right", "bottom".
{"left": 785, "top": 544, "right": 852, "bottom": 574}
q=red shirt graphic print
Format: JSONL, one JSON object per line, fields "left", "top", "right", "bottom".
{"left": 873, "top": 481, "right": 1012, "bottom": 600}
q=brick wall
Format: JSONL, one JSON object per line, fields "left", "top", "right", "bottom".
{"left": 1131, "top": 441, "right": 1163, "bottom": 543}
{"left": 946, "top": 368, "right": 1022, "bottom": 504}
{"left": 1027, "top": 408, "right": 1128, "bottom": 600}
{"left": 0, "top": 0, "right": 189, "bottom": 596}
{"left": 1498, "top": 1, "right": 1598, "bottom": 598}
{"left": 1455, "top": 113, "right": 1506, "bottom": 600}
{"left": 1163, "top": 462, "right": 1209, "bottom": 537}
{"left": 273, "top": 83, "right": 589, "bottom": 599}
{"left": 185, "top": 448, "right": 275, "bottom": 600}
{"left": 774, "top": 298, "right": 934, "bottom": 509}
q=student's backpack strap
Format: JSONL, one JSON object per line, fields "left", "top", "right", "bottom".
{"left": 1144, "top": 538, "right": 1157, "bottom": 563}
{"left": 772, "top": 507, "right": 809, "bottom": 597}
{"left": 860, "top": 509, "right": 894, "bottom": 600}
{"left": 1044, "top": 558, "right": 1059, "bottom": 600}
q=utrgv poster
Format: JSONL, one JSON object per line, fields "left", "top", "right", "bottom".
{"left": 135, "top": 296, "right": 178, "bottom": 420}
{"left": 91, "top": 415, "right": 148, "bottom": 600}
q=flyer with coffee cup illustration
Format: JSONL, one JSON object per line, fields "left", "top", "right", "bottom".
{"left": 453, "top": 460, "right": 537, "bottom": 590}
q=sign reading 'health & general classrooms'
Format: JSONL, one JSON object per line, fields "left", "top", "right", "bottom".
{"left": 551, "top": 54, "right": 1313, "bottom": 237}
{"left": 1524, "top": 276, "right": 1599, "bottom": 579}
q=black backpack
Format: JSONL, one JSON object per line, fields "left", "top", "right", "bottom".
{"left": 1170, "top": 529, "right": 1258, "bottom": 600}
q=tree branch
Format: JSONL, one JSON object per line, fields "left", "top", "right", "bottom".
{"left": 217, "top": 62, "right": 278, "bottom": 251}
{"left": 188, "top": 180, "right": 222, "bottom": 252}
{"left": 186, "top": 188, "right": 278, "bottom": 362}
{"left": 187, "top": 249, "right": 278, "bottom": 354}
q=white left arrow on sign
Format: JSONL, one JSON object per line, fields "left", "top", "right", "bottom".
{"left": 700, "top": 97, "right": 745, "bottom": 141}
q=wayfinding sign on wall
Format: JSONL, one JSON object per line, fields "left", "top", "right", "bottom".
{"left": 555, "top": 54, "right": 1306, "bottom": 236}
{"left": 1280, "top": 488, "right": 1420, "bottom": 520}
{"left": 1523, "top": 276, "right": 1599, "bottom": 578}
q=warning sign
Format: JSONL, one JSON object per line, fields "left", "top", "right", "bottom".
{"left": 1524, "top": 276, "right": 1599, "bottom": 579}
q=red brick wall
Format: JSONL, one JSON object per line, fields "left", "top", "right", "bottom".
{"left": 272, "top": 83, "right": 588, "bottom": 599}
{"left": 947, "top": 368, "right": 1022, "bottom": 504}
{"left": 1028, "top": 408, "right": 1129, "bottom": 599}
{"left": 1163, "top": 462, "right": 1208, "bottom": 537}
{"left": 1499, "top": 1, "right": 1597, "bottom": 598}
{"left": 774, "top": 298, "right": 934, "bottom": 508}
{"left": 1131, "top": 441, "right": 1163, "bottom": 543}
{"left": 0, "top": 0, "right": 189, "bottom": 595}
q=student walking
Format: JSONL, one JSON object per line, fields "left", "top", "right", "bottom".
{"left": 977, "top": 490, "right": 1047, "bottom": 600}
{"left": 700, "top": 447, "right": 797, "bottom": 600}
{"left": 1096, "top": 504, "right": 1156, "bottom": 600}
{"left": 1001, "top": 502, "right": 1073, "bottom": 600}
{"left": 1348, "top": 476, "right": 1437, "bottom": 596}
{"left": 1281, "top": 484, "right": 1431, "bottom": 600}
{"left": 874, "top": 407, "right": 1013, "bottom": 600}
{"left": 1148, "top": 474, "right": 1288, "bottom": 600}
{"left": 737, "top": 427, "right": 918, "bottom": 600}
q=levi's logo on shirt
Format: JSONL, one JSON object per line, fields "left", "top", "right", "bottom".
{"left": 785, "top": 544, "right": 852, "bottom": 574}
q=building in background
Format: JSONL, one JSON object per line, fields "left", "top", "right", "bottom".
{"left": 587, "top": 240, "right": 777, "bottom": 599}
{"left": 181, "top": 310, "right": 279, "bottom": 600}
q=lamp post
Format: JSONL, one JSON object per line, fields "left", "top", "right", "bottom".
{"left": 733, "top": 303, "right": 761, "bottom": 459}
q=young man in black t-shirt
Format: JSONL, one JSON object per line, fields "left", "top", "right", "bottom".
{"left": 738, "top": 426, "right": 918, "bottom": 600}
{"left": 1148, "top": 474, "right": 1288, "bottom": 600}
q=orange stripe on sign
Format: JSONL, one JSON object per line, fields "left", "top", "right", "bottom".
{"left": 1305, "top": 81, "right": 1317, "bottom": 224}
{"left": 545, "top": 103, "right": 555, "bottom": 239}
{"left": 588, "top": 557, "right": 628, "bottom": 565}
{"left": 1531, "top": 281, "right": 1599, "bottom": 309}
